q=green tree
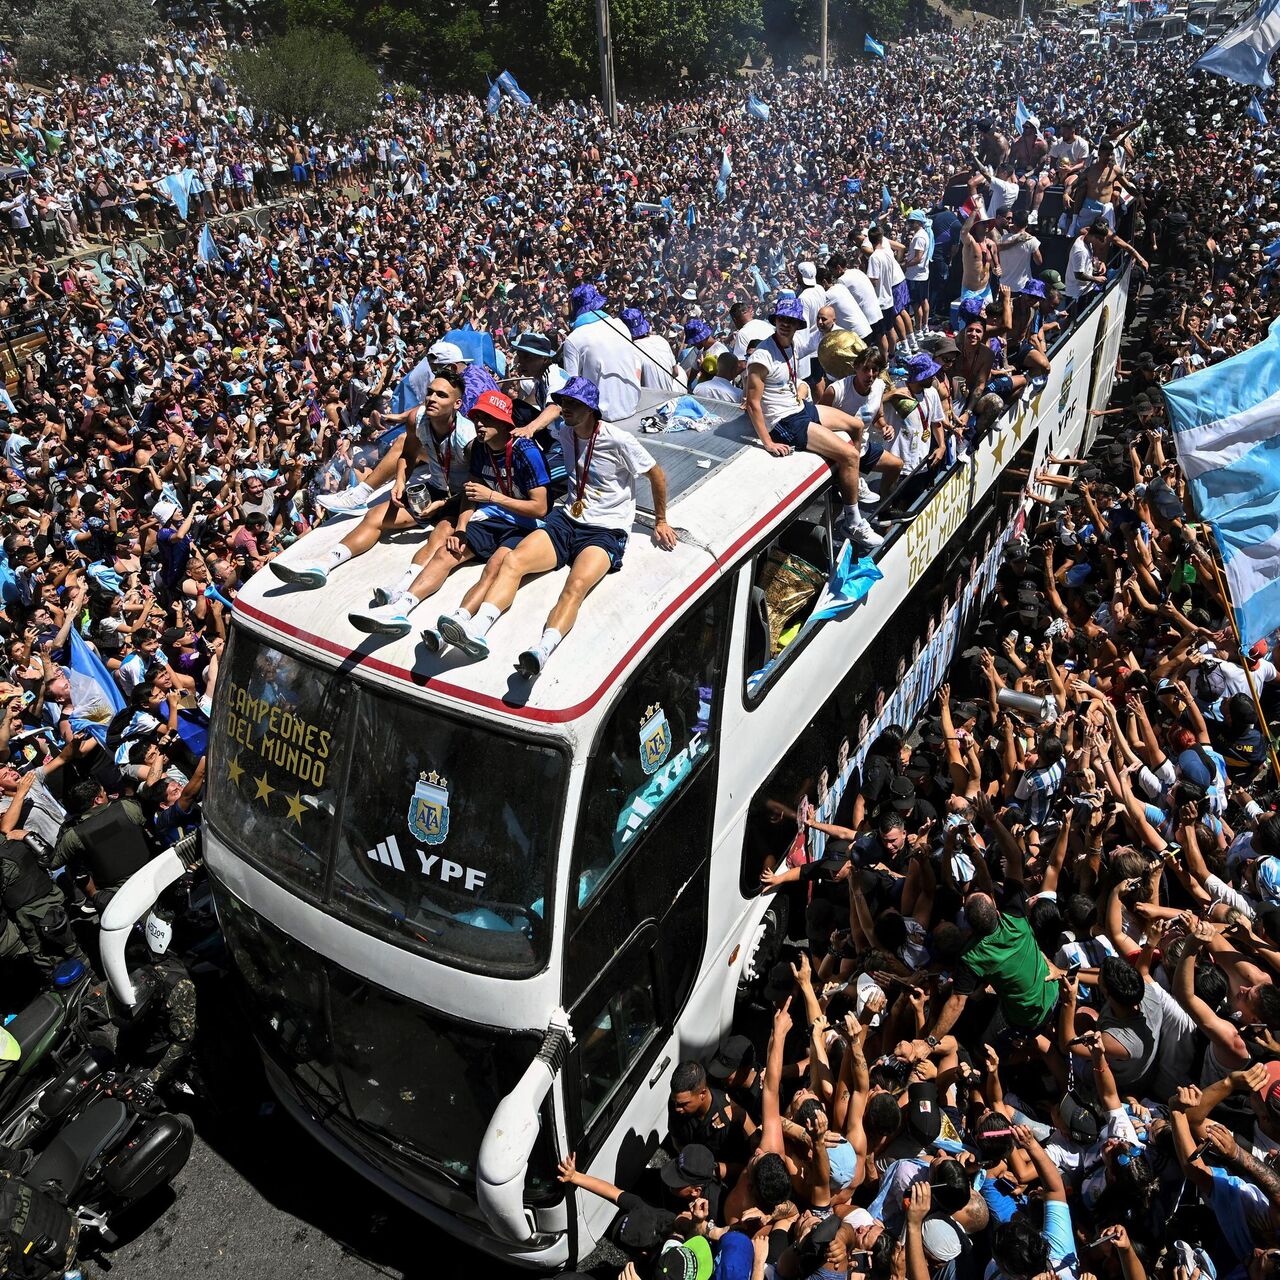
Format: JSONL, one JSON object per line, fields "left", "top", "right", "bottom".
{"left": 231, "top": 28, "right": 383, "bottom": 134}
{"left": 0, "top": 0, "right": 159, "bottom": 81}
{"left": 546, "top": 0, "right": 762, "bottom": 90}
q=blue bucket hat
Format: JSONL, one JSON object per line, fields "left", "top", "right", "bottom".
{"left": 570, "top": 283, "right": 608, "bottom": 317}
{"left": 905, "top": 352, "right": 942, "bottom": 382}
{"left": 958, "top": 299, "right": 986, "bottom": 328}
{"left": 907, "top": 209, "right": 929, "bottom": 224}
{"left": 770, "top": 297, "right": 806, "bottom": 324}
{"left": 620, "top": 307, "right": 650, "bottom": 338}
{"left": 512, "top": 331, "right": 557, "bottom": 358}
{"left": 1019, "top": 278, "right": 1047, "bottom": 299}
{"left": 684, "top": 319, "right": 713, "bottom": 345}
{"left": 551, "top": 375, "right": 601, "bottom": 416}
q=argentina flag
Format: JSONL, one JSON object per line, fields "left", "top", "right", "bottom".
{"left": 865, "top": 34, "right": 886, "bottom": 57}
{"left": 1164, "top": 322, "right": 1280, "bottom": 644}
{"left": 1194, "top": 0, "right": 1280, "bottom": 87}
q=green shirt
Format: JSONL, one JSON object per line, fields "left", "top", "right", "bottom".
{"left": 960, "top": 900, "right": 1055, "bottom": 1029}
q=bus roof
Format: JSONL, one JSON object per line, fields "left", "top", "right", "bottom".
{"left": 234, "top": 390, "right": 829, "bottom": 737}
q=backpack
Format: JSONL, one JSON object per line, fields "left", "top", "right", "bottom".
{"left": 0, "top": 1171, "right": 78, "bottom": 1280}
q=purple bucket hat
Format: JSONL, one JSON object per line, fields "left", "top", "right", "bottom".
{"left": 905, "top": 352, "right": 943, "bottom": 383}
{"left": 570, "top": 282, "right": 608, "bottom": 316}
{"left": 770, "top": 297, "right": 806, "bottom": 324}
{"left": 621, "top": 307, "right": 650, "bottom": 337}
{"left": 1019, "top": 278, "right": 1047, "bottom": 299}
{"left": 684, "top": 319, "right": 713, "bottom": 345}
{"left": 551, "top": 375, "right": 601, "bottom": 416}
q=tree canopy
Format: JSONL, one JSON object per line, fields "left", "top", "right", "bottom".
{"left": 231, "top": 28, "right": 383, "bottom": 135}
{"left": 0, "top": 0, "right": 160, "bottom": 82}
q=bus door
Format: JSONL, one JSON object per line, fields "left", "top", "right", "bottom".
{"left": 557, "top": 579, "right": 734, "bottom": 1240}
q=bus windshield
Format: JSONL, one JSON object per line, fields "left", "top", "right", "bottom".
{"left": 207, "top": 627, "right": 566, "bottom": 974}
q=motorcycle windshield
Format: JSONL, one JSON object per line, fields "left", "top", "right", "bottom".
{"left": 214, "top": 884, "right": 555, "bottom": 1193}
{"left": 206, "top": 627, "right": 567, "bottom": 975}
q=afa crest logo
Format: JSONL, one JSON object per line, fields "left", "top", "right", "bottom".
{"left": 639, "top": 703, "right": 672, "bottom": 776}
{"left": 408, "top": 771, "right": 450, "bottom": 846}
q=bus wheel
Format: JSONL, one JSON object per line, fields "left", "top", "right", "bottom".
{"left": 736, "top": 896, "right": 789, "bottom": 1006}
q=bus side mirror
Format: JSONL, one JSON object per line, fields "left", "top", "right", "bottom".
{"left": 477, "top": 1008, "right": 574, "bottom": 1244}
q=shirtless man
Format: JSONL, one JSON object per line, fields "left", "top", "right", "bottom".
{"left": 1071, "top": 140, "right": 1138, "bottom": 235}
{"left": 960, "top": 192, "right": 1000, "bottom": 307}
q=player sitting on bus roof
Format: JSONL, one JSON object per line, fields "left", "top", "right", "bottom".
{"left": 744, "top": 297, "right": 884, "bottom": 550}
{"left": 347, "top": 390, "right": 550, "bottom": 641}
{"left": 436, "top": 376, "right": 677, "bottom": 678}
{"left": 268, "top": 371, "right": 473, "bottom": 591}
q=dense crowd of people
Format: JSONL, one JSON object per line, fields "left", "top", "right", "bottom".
{"left": 0, "top": 6, "right": 1279, "bottom": 1279}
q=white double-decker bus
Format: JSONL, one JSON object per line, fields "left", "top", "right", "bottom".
{"left": 201, "top": 270, "right": 1129, "bottom": 1268}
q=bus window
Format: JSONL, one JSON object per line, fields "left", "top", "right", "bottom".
{"left": 570, "top": 581, "right": 732, "bottom": 917}
{"left": 330, "top": 689, "right": 567, "bottom": 976}
{"left": 744, "top": 496, "right": 834, "bottom": 698}
{"left": 207, "top": 631, "right": 350, "bottom": 901}
{"left": 574, "top": 942, "right": 661, "bottom": 1133}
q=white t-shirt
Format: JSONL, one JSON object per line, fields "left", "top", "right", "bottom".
{"left": 905, "top": 228, "right": 931, "bottom": 282}
{"left": 839, "top": 268, "right": 884, "bottom": 326}
{"left": 999, "top": 232, "right": 1042, "bottom": 292}
{"left": 824, "top": 282, "right": 873, "bottom": 339}
{"left": 636, "top": 333, "right": 686, "bottom": 392}
{"left": 561, "top": 314, "right": 643, "bottom": 420}
{"left": 413, "top": 411, "right": 476, "bottom": 493}
{"left": 986, "top": 175, "right": 1020, "bottom": 220}
{"left": 799, "top": 284, "right": 828, "bottom": 331}
{"left": 747, "top": 336, "right": 805, "bottom": 429}
{"left": 1049, "top": 136, "right": 1090, "bottom": 168}
{"left": 868, "top": 246, "right": 900, "bottom": 307}
{"left": 1065, "top": 235, "right": 1097, "bottom": 300}
{"left": 554, "top": 420, "right": 655, "bottom": 532}
{"left": 731, "top": 318, "right": 776, "bottom": 358}
{"left": 831, "top": 376, "right": 884, "bottom": 458}
{"left": 697, "top": 376, "right": 743, "bottom": 405}
{"left": 883, "top": 397, "right": 932, "bottom": 476}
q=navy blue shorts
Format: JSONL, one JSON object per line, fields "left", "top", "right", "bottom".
{"left": 989, "top": 373, "right": 1015, "bottom": 400}
{"left": 463, "top": 515, "right": 528, "bottom": 561}
{"left": 544, "top": 507, "right": 628, "bottom": 574}
{"left": 863, "top": 441, "right": 885, "bottom": 469}
{"left": 771, "top": 398, "right": 819, "bottom": 450}
{"left": 871, "top": 311, "right": 896, "bottom": 341}
{"left": 907, "top": 278, "right": 929, "bottom": 305}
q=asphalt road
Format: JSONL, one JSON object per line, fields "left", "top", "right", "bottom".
{"left": 76, "top": 968, "right": 542, "bottom": 1280}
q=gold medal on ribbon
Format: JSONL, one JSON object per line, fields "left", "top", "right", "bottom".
{"left": 571, "top": 499, "right": 585, "bottom": 518}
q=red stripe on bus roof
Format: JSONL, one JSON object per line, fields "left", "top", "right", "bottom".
{"left": 234, "top": 466, "right": 828, "bottom": 725}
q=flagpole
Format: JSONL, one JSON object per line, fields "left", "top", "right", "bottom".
{"left": 820, "top": 0, "right": 829, "bottom": 81}
{"left": 1202, "top": 526, "right": 1280, "bottom": 787}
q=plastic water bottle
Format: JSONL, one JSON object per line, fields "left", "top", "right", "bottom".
{"left": 65, "top": 1269, "right": 84, "bottom": 1280}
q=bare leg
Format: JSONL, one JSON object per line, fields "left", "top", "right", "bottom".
{"left": 339, "top": 503, "right": 419, "bottom": 557}
{"left": 545, "top": 548, "right": 612, "bottom": 636}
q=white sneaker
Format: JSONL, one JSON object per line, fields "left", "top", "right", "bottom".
{"left": 317, "top": 485, "right": 372, "bottom": 515}
{"left": 421, "top": 624, "right": 446, "bottom": 654}
{"left": 857, "top": 476, "right": 874, "bottom": 504}
{"left": 849, "top": 521, "right": 884, "bottom": 549}
{"left": 437, "top": 612, "right": 489, "bottom": 660}
{"left": 349, "top": 601, "right": 413, "bottom": 638}
{"left": 516, "top": 645, "right": 548, "bottom": 679}
{"left": 371, "top": 583, "right": 398, "bottom": 606}
{"left": 270, "top": 561, "right": 328, "bottom": 588}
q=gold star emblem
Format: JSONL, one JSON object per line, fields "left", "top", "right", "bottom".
{"left": 253, "top": 773, "right": 275, "bottom": 804}
{"left": 992, "top": 431, "right": 1008, "bottom": 467}
{"left": 226, "top": 755, "right": 244, "bottom": 786}
{"left": 1011, "top": 410, "right": 1028, "bottom": 444}
{"left": 284, "top": 792, "right": 306, "bottom": 826}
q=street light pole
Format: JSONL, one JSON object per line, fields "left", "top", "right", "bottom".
{"left": 820, "top": 0, "right": 829, "bottom": 80}
{"left": 595, "top": 0, "right": 618, "bottom": 125}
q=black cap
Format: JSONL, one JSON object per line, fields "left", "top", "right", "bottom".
{"left": 889, "top": 775, "right": 917, "bottom": 812}
{"left": 904, "top": 750, "right": 934, "bottom": 781}
{"left": 763, "top": 960, "right": 795, "bottom": 1004}
{"left": 706, "top": 1034, "right": 753, "bottom": 1081}
{"left": 660, "top": 1143, "right": 718, "bottom": 1190}
{"left": 611, "top": 1199, "right": 677, "bottom": 1250}
{"left": 905, "top": 1082, "right": 942, "bottom": 1144}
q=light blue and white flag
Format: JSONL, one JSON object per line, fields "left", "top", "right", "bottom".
{"left": 157, "top": 168, "right": 197, "bottom": 220}
{"left": 197, "top": 223, "right": 223, "bottom": 269}
{"left": 496, "top": 70, "right": 532, "bottom": 109}
{"left": 1014, "top": 95, "right": 1036, "bottom": 133}
{"left": 1194, "top": 0, "right": 1280, "bottom": 87}
{"left": 716, "top": 148, "right": 732, "bottom": 203}
{"left": 1189, "top": 21, "right": 1207, "bottom": 36}
{"left": 1250, "top": 92, "right": 1270, "bottom": 123}
{"left": 388, "top": 355, "right": 434, "bottom": 415}
{"left": 747, "top": 93, "right": 771, "bottom": 122}
{"left": 865, "top": 33, "right": 886, "bottom": 57}
{"left": 1164, "top": 320, "right": 1280, "bottom": 644}
{"left": 811, "top": 543, "right": 884, "bottom": 624}
{"left": 486, "top": 79, "right": 502, "bottom": 115}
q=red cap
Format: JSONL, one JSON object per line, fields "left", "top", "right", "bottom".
{"left": 1258, "top": 1061, "right": 1280, "bottom": 1106}
{"left": 1248, "top": 639, "right": 1270, "bottom": 666}
{"left": 471, "top": 390, "right": 514, "bottom": 428}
